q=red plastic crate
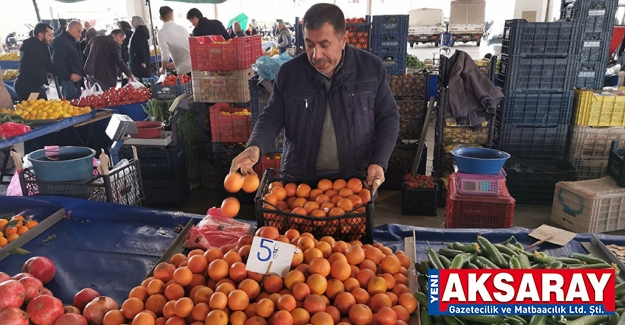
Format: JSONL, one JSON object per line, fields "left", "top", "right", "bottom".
{"left": 209, "top": 103, "right": 252, "bottom": 142}
{"left": 446, "top": 173, "right": 515, "bottom": 229}
{"left": 253, "top": 154, "right": 281, "bottom": 176}
{"left": 189, "top": 35, "right": 262, "bottom": 72}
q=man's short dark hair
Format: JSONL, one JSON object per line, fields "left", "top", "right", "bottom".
{"left": 187, "top": 8, "right": 203, "bottom": 20}
{"left": 34, "top": 23, "right": 52, "bottom": 37}
{"left": 160, "top": 6, "right": 173, "bottom": 19}
{"left": 303, "top": 3, "right": 346, "bottom": 35}
{"left": 59, "top": 19, "right": 67, "bottom": 27}
{"left": 110, "top": 29, "right": 125, "bottom": 38}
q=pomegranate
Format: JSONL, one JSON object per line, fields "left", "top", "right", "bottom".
{"left": 0, "top": 307, "right": 30, "bottom": 325}
{"left": 72, "top": 288, "right": 100, "bottom": 311}
{"left": 42, "top": 288, "right": 54, "bottom": 296}
{"left": 0, "top": 280, "right": 26, "bottom": 311}
{"left": 82, "top": 296, "right": 118, "bottom": 325}
{"left": 0, "top": 271, "right": 11, "bottom": 283}
{"left": 19, "top": 276, "right": 44, "bottom": 303}
{"left": 22, "top": 256, "right": 56, "bottom": 284}
{"left": 27, "top": 295, "right": 64, "bottom": 325}
{"left": 53, "top": 313, "right": 88, "bottom": 325}
{"left": 12, "top": 273, "right": 34, "bottom": 280}
{"left": 64, "top": 306, "right": 81, "bottom": 314}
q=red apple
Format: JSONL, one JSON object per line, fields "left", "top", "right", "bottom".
{"left": 0, "top": 280, "right": 26, "bottom": 311}
{"left": 72, "top": 289, "right": 99, "bottom": 312}
{"left": 63, "top": 306, "right": 80, "bottom": 314}
{"left": 18, "top": 276, "right": 43, "bottom": 304}
{"left": 0, "top": 307, "right": 29, "bottom": 325}
{"left": 27, "top": 295, "right": 64, "bottom": 325}
{"left": 22, "top": 256, "right": 56, "bottom": 284}
{"left": 0, "top": 272, "right": 11, "bottom": 283}
{"left": 53, "top": 313, "right": 87, "bottom": 325}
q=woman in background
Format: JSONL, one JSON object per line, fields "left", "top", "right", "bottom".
{"left": 129, "top": 16, "right": 151, "bottom": 79}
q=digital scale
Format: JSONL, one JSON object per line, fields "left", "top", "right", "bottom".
{"left": 455, "top": 168, "right": 506, "bottom": 197}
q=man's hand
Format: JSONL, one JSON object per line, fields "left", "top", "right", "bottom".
{"left": 129, "top": 74, "right": 136, "bottom": 82}
{"left": 366, "top": 164, "right": 385, "bottom": 194}
{"left": 230, "top": 146, "right": 261, "bottom": 175}
{"left": 159, "top": 66, "right": 166, "bottom": 74}
{"left": 141, "top": 63, "right": 147, "bottom": 68}
{"left": 70, "top": 73, "right": 81, "bottom": 82}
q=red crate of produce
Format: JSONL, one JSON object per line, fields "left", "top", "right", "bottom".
{"left": 446, "top": 173, "right": 515, "bottom": 228}
{"left": 189, "top": 35, "right": 262, "bottom": 71}
{"left": 209, "top": 102, "right": 252, "bottom": 142}
{"left": 253, "top": 154, "right": 281, "bottom": 177}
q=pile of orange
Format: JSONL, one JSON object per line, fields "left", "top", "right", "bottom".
{"left": 219, "top": 172, "right": 261, "bottom": 218}
{"left": 262, "top": 178, "right": 370, "bottom": 218}
{"left": 0, "top": 215, "right": 38, "bottom": 248}
{"left": 102, "top": 226, "right": 418, "bottom": 325}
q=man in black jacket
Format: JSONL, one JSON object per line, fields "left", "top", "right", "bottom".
{"left": 84, "top": 30, "right": 134, "bottom": 90}
{"left": 231, "top": 3, "right": 399, "bottom": 188}
{"left": 51, "top": 21, "right": 83, "bottom": 100}
{"left": 14, "top": 23, "right": 54, "bottom": 100}
{"left": 53, "top": 19, "right": 67, "bottom": 38}
{"left": 187, "top": 8, "right": 230, "bottom": 39}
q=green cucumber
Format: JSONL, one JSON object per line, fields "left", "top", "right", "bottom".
{"left": 421, "top": 307, "right": 431, "bottom": 325}
{"left": 518, "top": 253, "right": 532, "bottom": 269}
{"left": 477, "top": 236, "right": 507, "bottom": 268}
{"left": 507, "top": 315, "right": 529, "bottom": 325}
{"left": 529, "top": 315, "right": 548, "bottom": 325}
{"left": 495, "top": 243, "right": 519, "bottom": 256}
{"left": 616, "top": 282, "right": 625, "bottom": 298}
{"left": 549, "top": 260, "right": 564, "bottom": 269}
{"left": 414, "top": 291, "right": 428, "bottom": 307}
{"left": 439, "top": 255, "right": 452, "bottom": 269}
{"left": 450, "top": 253, "right": 473, "bottom": 269}
{"left": 502, "top": 253, "right": 512, "bottom": 261}
{"left": 458, "top": 315, "right": 507, "bottom": 324}
{"left": 568, "top": 263, "right": 613, "bottom": 269}
{"left": 452, "top": 242, "right": 480, "bottom": 253}
{"left": 618, "top": 311, "right": 625, "bottom": 325}
{"left": 428, "top": 248, "right": 444, "bottom": 269}
{"left": 532, "top": 263, "right": 548, "bottom": 269}
{"left": 533, "top": 251, "right": 554, "bottom": 264}
{"left": 509, "top": 255, "right": 522, "bottom": 269}
{"left": 570, "top": 253, "right": 608, "bottom": 265}
{"left": 476, "top": 256, "right": 500, "bottom": 269}
{"left": 555, "top": 257, "right": 583, "bottom": 264}
{"left": 466, "top": 262, "right": 479, "bottom": 269}
{"left": 418, "top": 275, "right": 429, "bottom": 293}
{"left": 566, "top": 315, "right": 609, "bottom": 325}
{"left": 438, "top": 248, "right": 464, "bottom": 259}
{"left": 416, "top": 261, "right": 430, "bottom": 274}
{"left": 443, "top": 316, "right": 466, "bottom": 325}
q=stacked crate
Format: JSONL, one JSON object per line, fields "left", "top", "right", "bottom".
{"left": 568, "top": 90, "right": 625, "bottom": 180}
{"left": 248, "top": 75, "right": 283, "bottom": 177}
{"left": 562, "top": 0, "right": 618, "bottom": 89}
{"left": 370, "top": 15, "right": 408, "bottom": 76}
{"left": 496, "top": 19, "right": 578, "bottom": 160}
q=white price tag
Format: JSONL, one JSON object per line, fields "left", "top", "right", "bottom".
{"left": 246, "top": 236, "right": 295, "bottom": 278}
{"left": 27, "top": 92, "right": 39, "bottom": 100}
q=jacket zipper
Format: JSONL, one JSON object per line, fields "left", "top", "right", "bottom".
{"left": 305, "top": 99, "right": 308, "bottom": 109}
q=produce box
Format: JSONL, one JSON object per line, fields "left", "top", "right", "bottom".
{"left": 371, "top": 14, "right": 409, "bottom": 35}
{"left": 373, "top": 51, "right": 406, "bottom": 76}
{"left": 501, "top": 19, "right": 579, "bottom": 58}
{"left": 20, "top": 160, "right": 144, "bottom": 206}
{"left": 192, "top": 68, "right": 254, "bottom": 103}
{"left": 501, "top": 91, "right": 573, "bottom": 127}
{"left": 370, "top": 34, "right": 407, "bottom": 53}
{"left": 255, "top": 169, "right": 374, "bottom": 243}
{"left": 151, "top": 78, "right": 193, "bottom": 100}
{"left": 396, "top": 98, "right": 426, "bottom": 117}
{"left": 567, "top": 126, "right": 625, "bottom": 161}
{"left": 446, "top": 173, "right": 515, "bottom": 229}
{"left": 249, "top": 74, "right": 271, "bottom": 126}
{"left": 573, "top": 60, "right": 607, "bottom": 90}
{"left": 499, "top": 124, "right": 569, "bottom": 159}
{"left": 211, "top": 142, "right": 246, "bottom": 170}
{"left": 551, "top": 176, "right": 625, "bottom": 233}
{"left": 346, "top": 17, "right": 371, "bottom": 50}
{"left": 607, "top": 141, "right": 625, "bottom": 187}
{"left": 142, "top": 175, "right": 189, "bottom": 206}
{"left": 398, "top": 117, "right": 424, "bottom": 140}
{"left": 574, "top": 31, "right": 612, "bottom": 63}
{"left": 504, "top": 158, "right": 578, "bottom": 204}
{"left": 188, "top": 35, "right": 262, "bottom": 71}
{"left": 119, "top": 142, "right": 186, "bottom": 176}
{"left": 253, "top": 153, "right": 281, "bottom": 177}
{"left": 209, "top": 102, "right": 252, "bottom": 143}
{"left": 498, "top": 56, "right": 573, "bottom": 92}
{"left": 569, "top": 157, "right": 608, "bottom": 180}
{"left": 387, "top": 71, "right": 428, "bottom": 99}
{"left": 442, "top": 118, "right": 491, "bottom": 146}
{"left": 401, "top": 178, "right": 437, "bottom": 216}
{"left": 193, "top": 102, "right": 212, "bottom": 159}
{"left": 384, "top": 141, "right": 427, "bottom": 190}
{"left": 562, "top": 0, "right": 618, "bottom": 33}
{"left": 573, "top": 89, "right": 625, "bottom": 126}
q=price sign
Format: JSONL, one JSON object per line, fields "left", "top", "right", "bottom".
{"left": 27, "top": 92, "right": 39, "bottom": 100}
{"left": 246, "top": 236, "right": 295, "bottom": 278}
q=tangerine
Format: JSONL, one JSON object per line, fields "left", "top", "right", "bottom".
{"left": 346, "top": 245, "right": 366, "bottom": 265}
{"left": 302, "top": 294, "right": 325, "bottom": 314}
{"left": 284, "top": 183, "right": 297, "bottom": 197}
{"left": 132, "top": 312, "right": 155, "bottom": 325}
{"left": 351, "top": 287, "right": 370, "bottom": 304}
{"left": 349, "top": 304, "right": 373, "bottom": 325}
{"left": 370, "top": 293, "right": 392, "bottom": 312}
{"left": 325, "top": 278, "right": 345, "bottom": 300}
{"left": 377, "top": 307, "right": 397, "bottom": 325}
{"left": 103, "top": 310, "right": 126, "bottom": 325}
{"left": 121, "top": 297, "right": 144, "bottom": 319}
{"left": 172, "top": 267, "right": 193, "bottom": 286}
{"left": 333, "top": 179, "right": 347, "bottom": 191}
{"left": 398, "top": 292, "right": 418, "bottom": 313}
{"left": 338, "top": 188, "right": 354, "bottom": 198}
{"left": 242, "top": 174, "right": 260, "bottom": 193}
{"left": 292, "top": 282, "right": 310, "bottom": 301}
{"left": 208, "top": 259, "right": 229, "bottom": 281}
{"left": 221, "top": 197, "right": 240, "bottom": 218}
{"left": 244, "top": 316, "right": 267, "bottom": 325}
{"left": 291, "top": 308, "right": 310, "bottom": 325}
{"left": 330, "top": 260, "right": 351, "bottom": 281}
{"left": 328, "top": 207, "right": 345, "bottom": 217}
{"left": 347, "top": 178, "right": 363, "bottom": 194}
{"left": 291, "top": 207, "right": 307, "bottom": 216}
{"left": 205, "top": 310, "right": 228, "bottom": 325}
{"left": 306, "top": 273, "right": 327, "bottom": 295}
{"left": 255, "top": 298, "right": 275, "bottom": 318}
{"left": 381, "top": 255, "right": 401, "bottom": 274}
{"left": 308, "top": 257, "right": 331, "bottom": 277}
{"left": 238, "top": 278, "right": 261, "bottom": 300}
{"left": 317, "top": 179, "right": 333, "bottom": 191}
{"left": 192, "top": 286, "right": 214, "bottom": 304}
{"left": 228, "top": 289, "right": 250, "bottom": 311}
{"left": 164, "top": 283, "right": 185, "bottom": 301}
{"left": 224, "top": 172, "right": 244, "bottom": 193}
{"left": 230, "top": 310, "right": 248, "bottom": 325}
{"left": 258, "top": 226, "right": 280, "bottom": 240}
{"left": 263, "top": 275, "right": 284, "bottom": 293}
{"left": 203, "top": 248, "right": 224, "bottom": 263}
{"left": 310, "top": 312, "right": 333, "bottom": 325}
{"left": 173, "top": 297, "right": 194, "bottom": 318}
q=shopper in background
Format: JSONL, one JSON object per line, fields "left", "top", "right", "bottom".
{"left": 186, "top": 8, "right": 230, "bottom": 39}
{"left": 232, "top": 22, "right": 246, "bottom": 38}
{"left": 80, "top": 21, "right": 91, "bottom": 42}
{"left": 245, "top": 24, "right": 257, "bottom": 36}
{"left": 5, "top": 32, "right": 16, "bottom": 47}
{"left": 129, "top": 16, "right": 151, "bottom": 79}
{"left": 276, "top": 20, "right": 292, "bottom": 54}
{"left": 53, "top": 19, "right": 67, "bottom": 38}
{"left": 157, "top": 6, "right": 191, "bottom": 75}
{"left": 14, "top": 23, "right": 54, "bottom": 100}
{"left": 231, "top": 3, "right": 399, "bottom": 188}
{"left": 51, "top": 21, "right": 83, "bottom": 100}
{"left": 83, "top": 29, "right": 135, "bottom": 90}
{"left": 80, "top": 28, "right": 97, "bottom": 63}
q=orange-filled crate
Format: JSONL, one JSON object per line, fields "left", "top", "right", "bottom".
{"left": 189, "top": 35, "right": 262, "bottom": 71}
{"left": 446, "top": 173, "right": 515, "bottom": 228}
{"left": 209, "top": 103, "right": 252, "bottom": 142}
{"left": 253, "top": 153, "right": 281, "bottom": 176}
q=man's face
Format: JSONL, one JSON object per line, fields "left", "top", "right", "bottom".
{"left": 304, "top": 22, "right": 347, "bottom": 77}
{"left": 278, "top": 22, "right": 285, "bottom": 30}
{"left": 189, "top": 17, "right": 199, "bottom": 27}
{"left": 114, "top": 34, "right": 125, "bottom": 45}
{"left": 84, "top": 22, "right": 91, "bottom": 29}
{"left": 42, "top": 28, "right": 53, "bottom": 44}
{"left": 68, "top": 24, "right": 82, "bottom": 41}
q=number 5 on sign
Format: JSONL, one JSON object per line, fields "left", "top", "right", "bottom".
{"left": 246, "top": 236, "right": 295, "bottom": 278}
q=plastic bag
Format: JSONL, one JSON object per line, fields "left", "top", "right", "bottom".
{"left": 6, "top": 171, "right": 22, "bottom": 196}
{"left": 252, "top": 52, "right": 293, "bottom": 81}
{"left": 0, "top": 122, "right": 30, "bottom": 140}
{"left": 184, "top": 207, "right": 254, "bottom": 250}
{"left": 125, "top": 80, "right": 145, "bottom": 89}
{"left": 81, "top": 77, "right": 104, "bottom": 98}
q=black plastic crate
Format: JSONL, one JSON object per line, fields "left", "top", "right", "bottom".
{"left": 607, "top": 140, "right": 625, "bottom": 187}
{"left": 501, "top": 91, "right": 574, "bottom": 126}
{"left": 151, "top": 80, "right": 193, "bottom": 100}
{"left": 370, "top": 34, "right": 408, "bottom": 53}
{"left": 401, "top": 182, "right": 437, "bottom": 216}
{"left": 194, "top": 102, "right": 212, "bottom": 160}
{"left": 562, "top": 0, "right": 618, "bottom": 33}
{"left": 398, "top": 117, "right": 425, "bottom": 140}
{"left": 384, "top": 141, "right": 427, "bottom": 190}
{"left": 387, "top": 70, "right": 429, "bottom": 99}
{"left": 504, "top": 158, "right": 578, "bottom": 204}
{"left": 20, "top": 160, "right": 144, "bottom": 206}
{"left": 143, "top": 176, "right": 189, "bottom": 205}
{"left": 372, "top": 15, "right": 409, "bottom": 35}
{"left": 573, "top": 60, "right": 608, "bottom": 89}
{"left": 373, "top": 52, "right": 406, "bottom": 76}
{"left": 574, "top": 31, "right": 612, "bottom": 62}
{"left": 396, "top": 98, "right": 426, "bottom": 117}
{"left": 119, "top": 142, "right": 185, "bottom": 176}
{"left": 501, "top": 19, "right": 579, "bottom": 58}
{"left": 212, "top": 142, "right": 246, "bottom": 169}
{"left": 254, "top": 169, "right": 374, "bottom": 243}
{"left": 499, "top": 125, "right": 569, "bottom": 159}
{"left": 498, "top": 55, "right": 573, "bottom": 92}
{"left": 249, "top": 74, "right": 271, "bottom": 126}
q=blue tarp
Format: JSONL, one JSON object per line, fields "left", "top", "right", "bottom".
{"left": 1, "top": 196, "right": 625, "bottom": 306}
{"left": 0, "top": 61, "right": 19, "bottom": 70}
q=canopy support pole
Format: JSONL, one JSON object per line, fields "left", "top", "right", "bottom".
{"left": 145, "top": 0, "right": 160, "bottom": 73}
{"left": 32, "top": 0, "right": 41, "bottom": 22}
